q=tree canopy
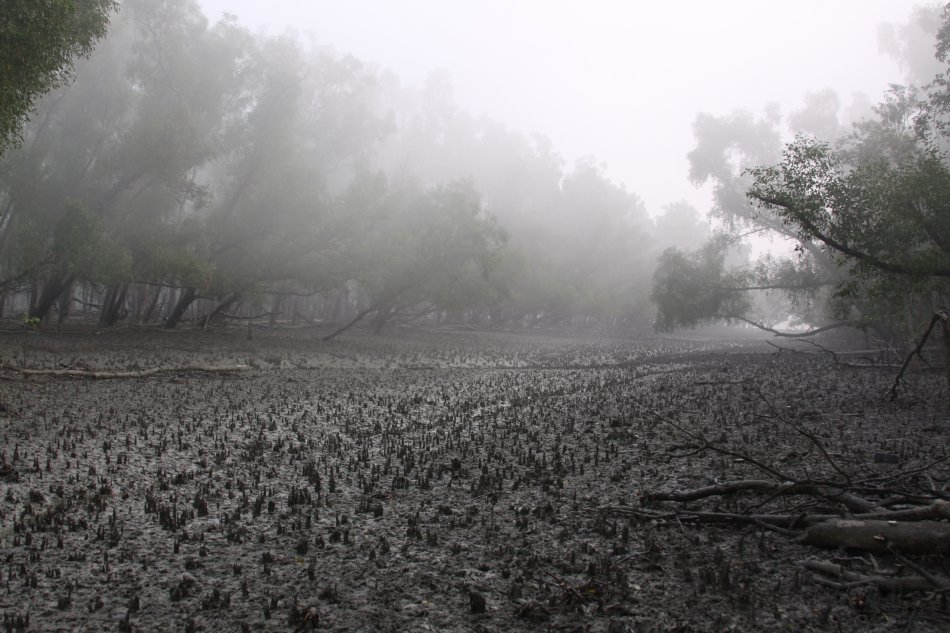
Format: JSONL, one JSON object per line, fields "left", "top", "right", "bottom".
{"left": 0, "top": 0, "right": 117, "bottom": 152}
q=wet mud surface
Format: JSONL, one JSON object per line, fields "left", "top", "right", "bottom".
{"left": 0, "top": 328, "right": 946, "bottom": 632}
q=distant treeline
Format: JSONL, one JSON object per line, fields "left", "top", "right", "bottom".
{"left": 0, "top": 0, "right": 706, "bottom": 332}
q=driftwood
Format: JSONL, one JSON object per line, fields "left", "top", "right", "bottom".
{"left": 3, "top": 365, "right": 250, "bottom": 379}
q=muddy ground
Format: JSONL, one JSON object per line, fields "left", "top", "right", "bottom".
{"left": 0, "top": 326, "right": 946, "bottom": 632}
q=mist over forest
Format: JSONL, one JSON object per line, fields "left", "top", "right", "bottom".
{"left": 0, "top": 0, "right": 945, "bottom": 357}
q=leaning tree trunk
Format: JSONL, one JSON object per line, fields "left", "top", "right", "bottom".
{"left": 200, "top": 292, "right": 240, "bottom": 328}
{"left": 30, "top": 272, "right": 75, "bottom": 322}
{"left": 371, "top": 302, "right": 396, "bottom": 333}
{"left": 99, "top": 283, "right": 128, "bottom": 327}
{"left": 141, "top": 285, "right": 162, "bottom": 324}
{"left": 165, "top": 287, "right": 197, "bottom": 329}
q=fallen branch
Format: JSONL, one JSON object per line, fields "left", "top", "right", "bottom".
{"left": 765, "top": 340, "right": 902, "bottom": 368}
{"left": 721, "top": 315, "right": 865, "bottom": 338}
{"left": 606, "top": 499, "right": 950, "bottom": 531}
{"left": 803, "top": 559, "right": 948, "bottom": 592}
{"left": 890, "top": 311, "right": 946, "bottom": 401}
{"left": 644, "top": 479, "right": 876, "bottom": 513}
{"left": 646, "top": 408, "right": 790, "bottom": 481}
{"left": 3, "top": 364, "right": 250, "bottom": 379}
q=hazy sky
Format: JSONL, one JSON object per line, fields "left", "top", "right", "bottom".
{"left": 198, "top": 1, "right": 922, "bottom": 214}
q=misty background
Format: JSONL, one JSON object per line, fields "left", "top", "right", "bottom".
{"left": 199, "top": 0, "right": 922, "bottom": 214}
{"left": 0, "top": 0, "right": 942, "bottom": 340}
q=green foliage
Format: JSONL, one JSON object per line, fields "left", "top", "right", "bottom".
{"left": 651, "top": 238, "right": 752, "bottom": 331}
{"left": 0, "top": 0, "right": 116, "bottom": 151}
{"left": 357, "top": 179, "right": 508, "bottom": 312}
{"left": 747, "top": 137, "right": 950, "bottom": 282}
{"left": 663, "top": 9, "right": 950, "bottom": 342}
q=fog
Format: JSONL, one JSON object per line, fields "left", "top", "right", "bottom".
{"left": 0, "top": 0, "right": 943, "bottom": 336}
{"left": 200, "top": 0, "right": 916, "bottom": 213}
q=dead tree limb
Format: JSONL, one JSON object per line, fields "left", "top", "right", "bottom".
{"left": 751, "top": 386, "right": 852, "bottom": 484}
{"left": 890, "top": 311, "right": 945, "bottom": 401}
{"left": 721, "top": 315, "right": 865, "bottom": 338}
{"left": 643, "top": 479, "right": 876, "bottom": 513}
{"left": 646, "top": 408, "right": 790, "bottom": 481}
{"left": 606, "top": 499, "right": 950, "bottom": 531}
{"left": 3, "top": 365, "right": 250, "bottom": 379}
{"left": 803, "top": 559, "right": 948, "bottom": 592}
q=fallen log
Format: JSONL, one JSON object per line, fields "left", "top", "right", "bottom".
{"left": 643, "top": 479, "right": 878, "bottom": 513}
{"left": 800, "top": 519, "right": 950, "bottom": 554}
{"left": 4, "top": 365, "right": 250, "bottom": 379}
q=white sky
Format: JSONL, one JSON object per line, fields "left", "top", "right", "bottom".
{"left": 198, "top": 1, "right": 922, "bottom": 215}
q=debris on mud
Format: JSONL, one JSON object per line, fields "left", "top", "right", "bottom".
{"left": 0, "top": 327, "right": 946, "bottom": 631}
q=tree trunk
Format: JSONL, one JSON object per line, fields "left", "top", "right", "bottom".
{"left": 165, "top": 287, "right": 197, "bottom": 329}
{"left": 942, "top": 315, "right": 950, "bottom": 401}
{"left": 269, "top": 295, "right": 283, "bottom": 327}
{"left": 132, "top": 283, "right": 146, "bottom": 322}
{"left": 323, "top": 302, "right": 380, "bottom": 341}
{"left": 57, "top": 280, "right": 74, "bottom": 323}
{"left": 99, "top": 283, "right": 128, "bottom": 327}
{"left": 141, "top": 286, "right": 162, "bottom": 324}
{"left": 372, "top": 302, "right": 395, "bottom": 333}
{"left": 200, "top": 292, "right": 240, "bottom": 328}
{"left": 30, "top": 272, "right": 75, "bottom": 322}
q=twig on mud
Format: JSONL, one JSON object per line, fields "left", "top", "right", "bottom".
{"left": 644, "top": 408, "right": 789, "bottom": 481}
{"left": 542, "top": 571, "right": 585, "bottom": 603}
{"left": 749, "top": 385, "right": 852, "bottom": 484}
